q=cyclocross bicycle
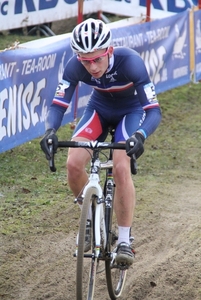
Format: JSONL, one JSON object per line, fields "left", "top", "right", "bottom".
{"left": 48, "top": 128, "right": 137, "bottom": 300}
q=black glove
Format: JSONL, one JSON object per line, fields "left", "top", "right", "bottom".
{"left": 40, "top": 129, "right": 58, "bottom": 160}
{"left": 126, "top": 132, "right": 145, "bottom": 159}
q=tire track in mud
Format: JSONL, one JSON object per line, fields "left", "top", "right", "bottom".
{"left": 122, "top": 181, "right": 201, "bottom": 300}
{"left": 1, "top": 180, "right": 200, "bottom": 300}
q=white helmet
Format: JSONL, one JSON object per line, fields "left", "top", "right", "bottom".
{"left": 70, "top": 18, "right": 112, "bottom": 53}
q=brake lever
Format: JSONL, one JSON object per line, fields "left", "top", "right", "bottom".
{"left": 48, "top": 138, "right": 56, "bottom": 172}
{"left": 130, "top": 154, "right": 137, "bottom": 175}
{"left": 128, "top": 140, "right": 137, "bottom": 175}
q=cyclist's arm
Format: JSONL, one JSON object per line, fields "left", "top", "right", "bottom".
{"left": 45, "top": 57, "right": 82, "bottom": 131}
{"left": 134, "top": 81, "right": 161, "bottom": 138}
{"left": 137, "top": 106, "right": 161, "bottom": 138}
{"left": 45, "top": 104, "right": 67, "bottom": 131}
{"left": 124, "top": 54, "right": 162, "bottom": 138}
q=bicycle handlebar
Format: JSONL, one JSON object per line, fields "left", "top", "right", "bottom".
{"left": 47, "top": 139, "right": 137, "bottom": 175}
{"left": 57, "top": 140, "right": 126, "bottom": 149}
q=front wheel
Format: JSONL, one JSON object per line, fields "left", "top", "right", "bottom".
{"left": 76, "top": 187, "right": 99, "bottom": 300}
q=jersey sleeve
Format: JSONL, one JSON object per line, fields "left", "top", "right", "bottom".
{"left": 45, "top": 56, "right": 82, "bottom": 131}
{"left": 123, "top": 53, "right": 161, "bottom": 138}
{"left": 52, "top": 79, "right": 75, "bottom": 109}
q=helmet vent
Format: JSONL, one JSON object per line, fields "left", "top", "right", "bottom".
{"left": 70, "top": 18, "right": 112, "bottom": 53}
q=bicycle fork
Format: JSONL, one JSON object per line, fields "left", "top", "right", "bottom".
{"left": 75, "top": 173, "right": 107, "bottom": 258}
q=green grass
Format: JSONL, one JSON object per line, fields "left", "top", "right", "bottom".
{"left": 0, "top": 82, "right": 201, "bottom": 237}
{"left": 142, "top": 83, "right": 201, "bottom": 175}
{"left": 0, "top": 14, "right": 124, "bottom": 51}
{"left": 0, "top": 33, "right": 43, "bottom": 51}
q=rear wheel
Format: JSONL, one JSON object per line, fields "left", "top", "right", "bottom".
{"left": 105, "top": 188, "right": 127, "bottom": 299}
{"left": 106, "top": 260, "right": 127, "bottom": 299}
{"left": 76, "top": 187, "right": 99, "bottom": 300}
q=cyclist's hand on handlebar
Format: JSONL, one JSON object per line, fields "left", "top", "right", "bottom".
{"left": 126, "top": 132, "right": 145, "bottom": 159}
{"left": 40, "top": 129, "right": 58, "bottom": 160}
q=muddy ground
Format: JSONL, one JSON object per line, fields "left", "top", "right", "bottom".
{"left": 2, "top": 177, "right": 201, "bottom": 300}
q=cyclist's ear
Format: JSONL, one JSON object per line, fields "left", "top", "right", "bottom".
{"left": 108, "top": 46, "right": 114, "bottom": 57}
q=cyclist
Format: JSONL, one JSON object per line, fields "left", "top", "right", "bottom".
{"left": 40, "top": 18, "right": 162, "bottom": 266}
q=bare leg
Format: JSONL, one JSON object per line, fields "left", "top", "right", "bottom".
{"left": 66, "top": 138, "right": 91, "bottom": 197}
{"left": 112, "top": 148, "right": 136, "bottom": 244}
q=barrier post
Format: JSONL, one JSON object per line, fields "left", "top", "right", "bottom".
{"left": 70, "top": 0, "right": 84, "bottom": 129}
{"left": 78, "top": 0, "right": 84, "bottom": 23}
{"left": 146, "top": 0, "right": 151, "bottom": 22}
{"left": 189, "top": 9, "right": 195, "bottom": 77}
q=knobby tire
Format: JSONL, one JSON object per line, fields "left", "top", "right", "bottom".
{"left": 76, "top": 187, "right": 99, "bottom": 300}
{"left": 105, "top": 189, "right": 127, "bottom": 299}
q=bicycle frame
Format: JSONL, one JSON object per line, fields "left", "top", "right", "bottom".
{"left": 76, "top": 150, "right": 107, "bottom": 258}
{"left": 48, "top": 136, "right": 137, "bottom": 299}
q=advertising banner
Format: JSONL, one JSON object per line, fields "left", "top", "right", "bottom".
{"left": 0, "top": 0, "right": 102, "bottom": 31}
{"left": 194, "top": 9, "right": 201, "bottom": 82}
{"left": 112, "top": 10, "right": 191, "bottom": 93}
{"left": 0, "top": 36, "right": 92, "bottom": 152}
{"left": 0, "top": 10, "right": 191, "bottom": 153}
{"left": 101, "top": 0, "right": 198, "bottom": 18}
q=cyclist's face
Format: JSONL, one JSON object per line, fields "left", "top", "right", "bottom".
{"left": 77, "top": 47, "right": 114, "bottom": 78}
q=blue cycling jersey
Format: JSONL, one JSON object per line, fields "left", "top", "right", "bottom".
{"left": 45, "top": 46, "right": 161, "bottom": 139}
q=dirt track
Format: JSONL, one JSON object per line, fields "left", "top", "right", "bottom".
{"left": 1, "top": 176, "right": 201, "bottom": 300}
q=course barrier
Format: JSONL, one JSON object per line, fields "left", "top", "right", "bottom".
{"left": 0, "top": 9, "right": 200, "bottom": 153}
{"left": 0, "top": 0, "right": 102, "bottom": 31}
{"left": 101, "top": 0, "right": 199, "bottom": 18}
{"left": 0, "top": 0, "right": 198, "bottom": 31}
